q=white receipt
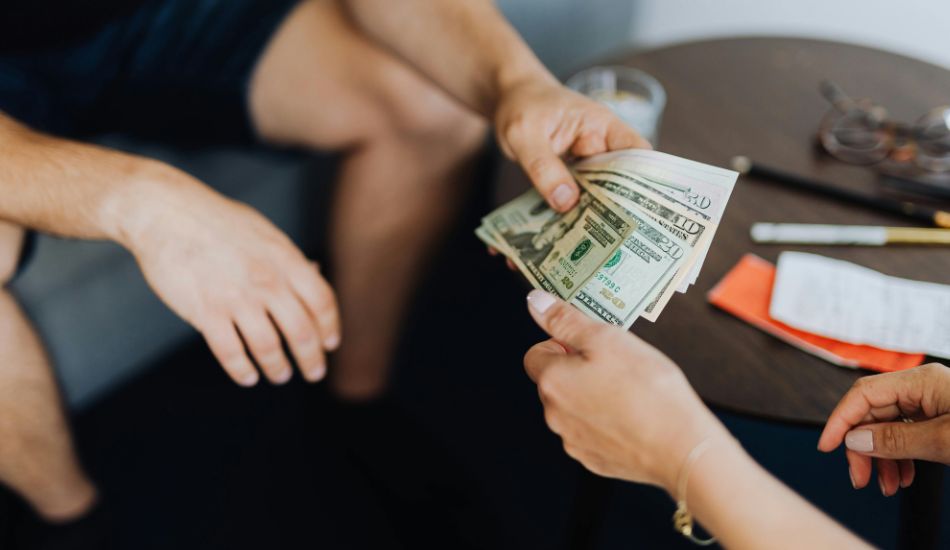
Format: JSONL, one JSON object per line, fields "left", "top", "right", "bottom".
{"left": 769, "top": 252, "right": 950, "bottom": 358}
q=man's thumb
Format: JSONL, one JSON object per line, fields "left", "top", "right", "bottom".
{"left": 845, "top": 417, "right": 949, "bottom": 462}
{"left": 526, "top": 289, "right": 603, "bottom": 352}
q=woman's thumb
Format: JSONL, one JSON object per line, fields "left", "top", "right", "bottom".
{"left": 845, "top": 416, "right": 950, "bottom": 462}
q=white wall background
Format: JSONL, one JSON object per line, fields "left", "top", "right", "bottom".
{"left": 499, "top": 0, "right": 637, "bottom": 75}
{"left": 628, "top": 0, "right": 950, "bottom": 69}
{"left": 499, "top": 1, "right": 949, "bottom": 77}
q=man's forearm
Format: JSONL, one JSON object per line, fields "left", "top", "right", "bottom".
{"left": 343, "top": 0, "right": 557, "bottom": 116}
{"left": 0, "top": 112, "right": 176, "bottom": 246}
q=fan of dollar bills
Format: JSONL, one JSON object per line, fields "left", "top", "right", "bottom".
{"left": 477, "top": 149, "right": 738, "bottom": 329}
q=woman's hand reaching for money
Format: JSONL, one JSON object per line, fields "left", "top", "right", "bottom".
{"left": 818, "top": 363, "right": 950, "bottom": 496}
{"left": 521, "top": 290, "right": 873, "bottom": 548}
{"left": 522, "top": 289, "right": 733, "bottom": 492}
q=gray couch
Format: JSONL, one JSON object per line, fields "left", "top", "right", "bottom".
{"left": 9, "top": 0, "right": 637, "bottom": 410}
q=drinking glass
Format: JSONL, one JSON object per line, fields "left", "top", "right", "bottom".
{"left": 566, "top": 66, "right": 667, "bottom": 146}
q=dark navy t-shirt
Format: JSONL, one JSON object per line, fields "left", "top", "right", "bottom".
{"left": 0, "top": 0, "right": 300, "bottom": 140}
{"left": 1, "top": 1, "right": 145, "bottom": 52}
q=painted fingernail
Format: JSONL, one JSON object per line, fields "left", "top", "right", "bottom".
{"left": 527, "top": 290, "right": 557, "bottom": 314}
{"left": 879, "top": 476, "right": 889, "bottom": 497}
{"left": 845, "top": 430, "right": 873, "bottom": 453}
{"left": 551, "top": 183, "right": 575, "bottom": 210}
{"left": 849, "top": 467, "right": 857, "bottom": 489}
{"left": 323, "top": 334, "right": 340, "bottom": 350}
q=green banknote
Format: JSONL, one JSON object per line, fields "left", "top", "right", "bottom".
{"left": 480, "top": 179, "right": 634, "bottom": 300}
{"left": 477, "top": 149, "right": 737, "bottom": 327}
{"left": 572, "top": 206, "right": 688, "bottom": 328}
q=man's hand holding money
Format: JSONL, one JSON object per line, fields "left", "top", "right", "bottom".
{"left": 493, "top": 78, "right": 652, "bottom": 212}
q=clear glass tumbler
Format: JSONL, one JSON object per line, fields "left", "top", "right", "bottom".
{"left": 566, "top": 66, "right": 667, "bottom": 146}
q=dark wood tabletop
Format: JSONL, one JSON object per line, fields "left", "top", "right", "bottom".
{"left": 496, "top": 37, "right": 950, "bottom": 427}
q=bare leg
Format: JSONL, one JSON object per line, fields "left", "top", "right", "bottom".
{"left": 250, "top": 0, "right": 486, "bottom": 400}
{"left": 0, "top": 225, "right": 97, "bottom": 522}
{"left": 0, "top": 221, "right": 24, "bottom": 283}
{"left": 327, "top": 126, "right": 480, "bottom": 399}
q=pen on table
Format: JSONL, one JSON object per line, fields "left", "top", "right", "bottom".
{"left": 751, "top": 223, "right": 950, "bottom": 246}
{"left": 730, "top": 156, "right": 950, "bottom": 228}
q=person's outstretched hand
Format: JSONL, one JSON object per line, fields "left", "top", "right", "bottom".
{"left": 122, "top": 168, "right": 341, "bottom": 387}
{"left": 818, "top": 363, "right": 950, "bottom": 496}
{"left": 522, "top": 289, "right": 731, "bottom": 492}
{"left": 494, "top": 79, "right": 651, "bottom": 212}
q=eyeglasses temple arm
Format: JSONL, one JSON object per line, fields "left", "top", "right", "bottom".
{"left": 819, "top": 80, "right": 855, "bottom": 113}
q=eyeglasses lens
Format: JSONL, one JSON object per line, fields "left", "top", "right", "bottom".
{"left": 821, "top": 109, "right": 891, "bottom": 164}
{"left": 915, "top": 107, "right": 950, "bottom": 171}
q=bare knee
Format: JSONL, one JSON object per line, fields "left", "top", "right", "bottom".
{"left": 249, "top": 0, "right": 487, "bottom": 156}
{"left": 0, "top": 221, "right": 25, "bottom": 286}
{"left": 380, "top": 76, "right": 488, "bottom": 155}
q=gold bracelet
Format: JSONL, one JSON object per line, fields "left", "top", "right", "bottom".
{"left": 672, "top": 437, "right": 717, "bottom": 546}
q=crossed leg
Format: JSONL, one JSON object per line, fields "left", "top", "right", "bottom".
{"left": 0, "top": 222, "right": 97, "bottom": 522}
{"left": 0, "top": 0, "right": 482, "bottom": 519}
{"left": 250, "top": 0, "right": 487, "bottom": 400}
{"left": 0, "top": 222, "right": 24, "bottom": 284}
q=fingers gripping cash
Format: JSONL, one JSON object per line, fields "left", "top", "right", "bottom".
{"left": 477, "top": 149, "right": 738, "bottom": 328}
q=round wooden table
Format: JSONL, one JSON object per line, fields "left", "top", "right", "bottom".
{"left": 606, "top": 37, "right": 950, "bottom": 426}
{"left": 496, "top": 37, "right": 949, "bottom": 550}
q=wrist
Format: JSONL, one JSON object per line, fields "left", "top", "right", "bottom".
{"left": 659, "top": 417, "right": 738, "bottom": 497}
{"left": 491, "top": 56, "right": 558, "bottom": 114}
{"left": 98, "top": 159, "right": 194, "bottom": 251}
{"left": 675, "top": 432, "right": 749, "bottom": 502}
